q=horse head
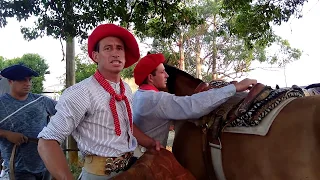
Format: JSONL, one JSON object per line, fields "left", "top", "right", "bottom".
{"left": 163, "top": 64, "right": 203, "bottom": 96}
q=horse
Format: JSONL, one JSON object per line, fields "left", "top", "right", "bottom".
{"left": 162, "top": 64, "right": 320, "bottom": 180}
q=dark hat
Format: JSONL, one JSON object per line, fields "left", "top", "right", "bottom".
{"left": 0, "top": 64, "right": 39, "bottom": 80}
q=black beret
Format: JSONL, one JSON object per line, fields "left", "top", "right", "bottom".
{"left": 0, "top": 64, "right": 39, "bottom": 80}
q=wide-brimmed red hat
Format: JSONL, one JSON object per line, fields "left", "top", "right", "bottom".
{"left": 88, "top": 24, "right": 140, "bottom": 68}
{"left": 134, "top": 53, "right": 165, "bottom": 86}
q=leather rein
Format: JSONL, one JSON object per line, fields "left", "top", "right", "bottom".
{"left": 9, "top": 137, "right": 79, "bottom": 180}
{"left": 9, "top": 137, "right": 39, "bottom": 180}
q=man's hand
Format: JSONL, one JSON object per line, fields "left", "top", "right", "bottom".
{"left": 234, "top": 78, "right": 257, "bottom": 92}
{"left": 146, "top": 139, "right": 163, "bottom": 151}
{"left": 5, "top": 131, "right": 28, "bottom": 145}
{"left": 133, "top": 124, "right": 164, "bottom": 152}
{"left": 144, "top": 139, "right": 164, "bottom": 155}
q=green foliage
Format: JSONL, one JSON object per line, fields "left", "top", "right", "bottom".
{"left": 69, "top": 162, "right": 82, "bottom": 180}
{"left": 75, "top": 57, "right": 96, "bottom": 83}
{"left": 221, "top": 0, "right": 306, "bottom": 47}
{"left": 121, "top": 65, "right": 135, "bottom": 79}
{"left": 0, "top": 1, "right": 202, "bottom": 41}
{"left": 0, "top": 54, "right": 49, "bottom": 93}
{"left": 0, "top": 56, "right": 5, "bottom": 70}
{"left": 149, "top": 0, "right": 303, "bottom": 80}
{"left": 265, "top": 36, "right": 302, "bottom": 67}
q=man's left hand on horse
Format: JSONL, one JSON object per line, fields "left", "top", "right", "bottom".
{"left": 133, "top": 124, "right": 163, "bottom": 151}
{"left": 146, "top": 139, "right": 163, "bottom": 152}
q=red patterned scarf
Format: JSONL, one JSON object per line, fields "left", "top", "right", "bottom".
{"left": 94, "top": 70, "right": 133, "bottom": 136}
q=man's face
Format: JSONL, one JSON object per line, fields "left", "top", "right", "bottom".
{"left": 92, "top": 36, "right": 126, "bottom": 74}
{"left": 9, "top": 77, "right": 32, "bottom": 95}
{"left": 149, "top": 63, "right": 169, "bottom": 89}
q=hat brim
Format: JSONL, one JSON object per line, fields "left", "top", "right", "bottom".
{"left": 1, "top": 65, "right": 39, "bottom": 80}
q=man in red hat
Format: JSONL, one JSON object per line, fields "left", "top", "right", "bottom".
{"left": 132, "top": 53, "right": 257, "bottom": 151}
{"left": 37, "top": 24, "right": 161, "bottom": 179}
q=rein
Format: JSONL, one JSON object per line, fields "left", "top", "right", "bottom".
{"left": 9, "top": 137, "right": 79, "bottom": 180}
{"left": 9, "top": 137, "right": 39, "bottom": 180}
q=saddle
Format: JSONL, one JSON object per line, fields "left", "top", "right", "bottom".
{"left": 193, "top": 80, "right": 305, "bottom": 180}
{"left": 195, "top": 81, "right": 270, "bottom": 123}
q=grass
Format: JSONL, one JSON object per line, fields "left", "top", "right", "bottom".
{"left": 69, "top": 162, "right": 82, "bottom": 179}
{"left": 66, "top": 153, "right": 83, "bottom": 179}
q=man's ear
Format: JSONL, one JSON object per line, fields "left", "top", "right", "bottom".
{"left": 92, "top": 51, "right": 99, "bottom": 63}
{"left": 147, "top": 74, "right": 154, "bottom": 83}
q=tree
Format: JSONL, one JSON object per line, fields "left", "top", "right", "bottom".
{"left": 0, "top": 0, "right": 202, "bottom": 164}
{"left": 0, "top": 0, "right": 306, "bottom": 165}
{"left": 222, "top": 0, "right": 307, "bottom": 47}
{"left": 149, "top": 0, "right": 302, "bottom": 81}
{"left": 0, "top": 53, "right": 49, "bottom": 93}
{"left": 0, "top": 56, "right": 5, "bottom": 70}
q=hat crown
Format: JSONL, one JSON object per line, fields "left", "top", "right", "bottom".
{"left": 0, "top": 64, "right": 39, "bottom": 80}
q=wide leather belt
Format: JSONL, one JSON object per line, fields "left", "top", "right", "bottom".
{"left": 84, "top": 152, "right": 133, "bottom": 176}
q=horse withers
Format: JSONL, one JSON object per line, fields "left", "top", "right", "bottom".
{"left": 163, "top": 64, "right": 320, "bottom": 180}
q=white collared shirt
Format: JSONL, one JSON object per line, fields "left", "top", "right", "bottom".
{"left": 38, "top": 76, "right": 137, "bottom": 157}
{"left": 133, "top": 84, "right": 236, "bottom": 146}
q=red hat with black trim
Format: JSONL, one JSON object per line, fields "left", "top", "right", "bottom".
{"left": 134, "top": 53, "right": 165, "bottom": 86}
{"left": 88, "top": 24, "right": 140, "bottom": 68}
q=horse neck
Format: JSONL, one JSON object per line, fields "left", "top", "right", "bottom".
{"left": 174, "top": 76, "right": 202, "bottom": 96}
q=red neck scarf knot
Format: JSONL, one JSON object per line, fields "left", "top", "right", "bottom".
{"left": 94, "top": 70, "right": 133, "bottom": 136}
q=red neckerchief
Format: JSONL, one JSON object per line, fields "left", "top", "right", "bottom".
{"left": 93, "top": 70, "right": 132, "bottom": 136}
{"left": 139, "top": 84, "right": 159, "bottom": 92}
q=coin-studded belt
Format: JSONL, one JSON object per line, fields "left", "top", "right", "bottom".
{"left": 84, "top": 152, "right": 133, "bottom": 176}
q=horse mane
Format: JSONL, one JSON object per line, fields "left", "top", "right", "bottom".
{"left": 146, "top": 51, "right": 203, "bottom": 93}
{"left": 164, "top": 64, "right": 203, "bottom": 94}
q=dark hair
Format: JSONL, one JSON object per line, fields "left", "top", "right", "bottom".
{"left": 94, "top": 41, "right": 100, "bottom": 52}
{"left": 141, "top": 69, "right": 157, "bottom": 85}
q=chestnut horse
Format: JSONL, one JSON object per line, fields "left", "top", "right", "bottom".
{"left": 163, "top": 64, "right": 320, "bottom": 180}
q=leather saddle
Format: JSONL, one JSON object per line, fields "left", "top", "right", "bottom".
{"left": 194, "top": 81, "right": 270, "bottom": 121}
{"left": 193, "top": 81, "right": 272, "bottom": 180}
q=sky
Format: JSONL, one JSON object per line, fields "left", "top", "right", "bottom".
{"left": 0, "top": 0, "right": 319, "bottom": 91}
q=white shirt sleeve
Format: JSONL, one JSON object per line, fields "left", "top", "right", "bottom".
{"left": 135, "top": 84, "right": 236, "bottom": 120}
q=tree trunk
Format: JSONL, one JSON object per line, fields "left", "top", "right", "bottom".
{"left": 212, "top": 14, "right": 218, "bottom": 80}
{"left": 65, "top": 37, "right": 78, "bottom": 165}
{"left": 179, "top": 32, "right": 185, "bottom": 71}
{"left": 195, "top": 36, "right": 202, "bottom": 79}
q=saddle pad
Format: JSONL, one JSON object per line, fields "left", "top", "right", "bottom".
{"left": 223, "top": 97, "right": 296, "bottom": 136}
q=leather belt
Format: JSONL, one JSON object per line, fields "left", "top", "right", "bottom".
{"left": 84, "top": 152, "right": 133, "bottom": 176}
